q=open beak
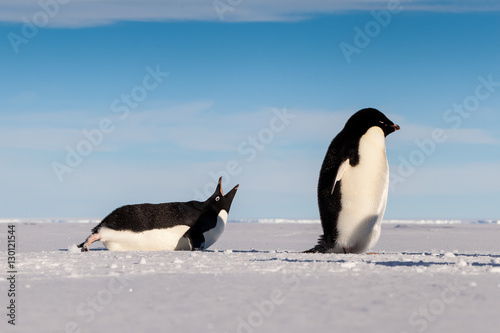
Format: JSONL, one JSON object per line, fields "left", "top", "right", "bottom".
{"left": 225, "top": 184, "right": 239, "bottom": 199}
{"left": 217, "top": 177, "right": 224, "bottom": 195}
{"left": 224, "top": 184, "right": 239, "bottom": 213}
{"left": 217, "top": 177, "right": 239, "bottom": 201}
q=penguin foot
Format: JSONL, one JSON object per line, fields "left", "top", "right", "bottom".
{"left": 76, "top": 242, "right": 89, "bottom": 252}
{"left": 304, "top": 235, "right": 336, "bottom": 253}
{"left": 343, "top": 247, "right": 352, "bottom": 254}
{"left": 190, "top": 241, "right": 205, "bottom": 251}
{"left": 78, "top": 233, "right": 101, "bottom": 252}
{"left": 303, "top": 245, "right": 329, "bottom": 253}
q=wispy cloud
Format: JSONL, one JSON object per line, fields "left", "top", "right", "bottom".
{"left": 3, "top": 103, "right": 498, "bottom": 155}
{"left": 3, "top": 102, "right": 499, "bottom": 218}
{"left": 24, "top": 104, "right": 340, "bottom": 148}
{"left": 394, "top": 123, "right": 500, "bottom": 146}
{"left": 1, "top": 0, "right": 499, "bottom": 27}
{"left": 392, "top": 162, "right": 500, "bottom": 195}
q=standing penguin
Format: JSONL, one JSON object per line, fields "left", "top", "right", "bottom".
{"left": 78, "top": 177, "right": 238, "bottom": 252}
{"left": 306, "top": 108, "right": 400, "bottom": 253}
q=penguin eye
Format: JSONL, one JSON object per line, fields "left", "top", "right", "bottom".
{"left": 378, "top": 120, "right": 385, "bottom": 125}
{"left": 215, "top": 196, "right": 220, "bottom": 201}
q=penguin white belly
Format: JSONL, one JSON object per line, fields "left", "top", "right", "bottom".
{"left": 202, "top": 210, "right": 228, "bottom": 249}
{"left": 99, "top": 225, "right": 191, "bottom": 251}
{"left": 336, "top": 127, "right": 389, "bottom": 253}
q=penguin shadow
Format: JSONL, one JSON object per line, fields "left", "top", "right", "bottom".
{"left": 468, "top": 262, "right": 500, "bottom": 268}
{"left": 251, "top": 252, "right": 500, "bottom": 269}
{"left": 208, "top": 249, "right": 278, "bottom": 254}
{"left": 360, "top": 250, "right": 500, "bottom": 268}
{"left": 250, "top": 257, "right": 500, "bottom": 269}
{"left": 401, "top": 252, "right": 500, "bottom": 258}
{"left": 251, "top": 257, "right": 350, "bottom": 264}
{"left": 368, "top": 260, "right": 449, "bottom": 268}
{"left": 59, "top": 247, "right": 108, "bottom": 252}
{"left": 58, "top": 248, "right": 271, "bottom": 253}
{"left": 248, "top": 257, "right": 445, "bottom": 266}
{"left": 371, "top": 259, "right": 500, "bottom": 268}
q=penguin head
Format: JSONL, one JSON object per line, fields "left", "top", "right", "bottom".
{"left": 208, "top": 177, "right": 239, "bottom": 213}
{"left": 345, "top": 108, "right": 400, "bottom": 137}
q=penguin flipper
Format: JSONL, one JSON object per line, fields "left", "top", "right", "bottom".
{"left": 183, "top": 229, "right": 206, "bottom": 251}
{"left": 331, "top": 158, "right": 350, "bottom": 194}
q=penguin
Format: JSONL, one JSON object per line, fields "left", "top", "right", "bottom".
{"left": 78, "top": 177, "right": 238, "bottom": 252}
{"left": 306, "top": 108, "right": 400, "bottom": 254}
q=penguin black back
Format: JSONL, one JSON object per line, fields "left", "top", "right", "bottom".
{"left": 79, "top": 177, "right": 238, "bottom": 251}
{"left": 94, "top": 180, "right": 238, "bottom": 234}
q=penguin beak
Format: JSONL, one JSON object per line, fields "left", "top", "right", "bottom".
{"left": 226, "top": 184, "right": 239, "bottom": 199}
{"left": 391, "top": 124, "right": 400, "bottom": 131}
{"left": 223, "top": 184, "right": 239, "bottom": 213}
{"left": 217, "top": 177, "right": 223, "bottom": 195}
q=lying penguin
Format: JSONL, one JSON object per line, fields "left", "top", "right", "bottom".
{"left": 78, "top": 177, "right": 238, "bottom": 252}
{"left": 306, "top": 108, "right": 400, "bottom": 254}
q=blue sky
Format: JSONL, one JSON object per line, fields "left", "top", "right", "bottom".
{"left": 1, "top": 0, "right": 499, "bottom": 220}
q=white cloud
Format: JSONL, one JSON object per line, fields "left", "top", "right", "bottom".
{"left": 0, "top": 102, "right": 344, "bottom": 155}
{"left": 391, "top": 123, "right": 500, "bottom": 147}
{"left": 1, "top": 0, "right": 499, "bottom": 27}
{"left": 4, "top": 103, "right": 497, "bottom": 157}
{"left": 444, "top": 128, "right": 500, "bottom": 145}
{"left": 100, "top": 103, "right": 353, "bottom": 154}
{"left": 0, "top": 128, "right": 79, "bottom": 151}
{"left": 3, "top": 102, "right": 500, "bottom": 218}
{"left": 392, "top": 162, "right": 500, "bottom": 196}
{"left": 4, "top": 102, "right": 498, "bottom": 165}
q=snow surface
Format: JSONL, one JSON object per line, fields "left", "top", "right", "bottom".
{"left": 1, "top": 222, "right": 500, "bottom": 333}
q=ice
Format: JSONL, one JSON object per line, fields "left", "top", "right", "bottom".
{"left": 340, "top": 261, "right": 357, "bottom": 269}
{"left": 489, "top": 267, "right": 500, "bottom": 273}
{"left": 1, "top": 221, "right": 500, "bottom": 333}
{"left": 67, "top": 244, "right": 80, "bottom": 253}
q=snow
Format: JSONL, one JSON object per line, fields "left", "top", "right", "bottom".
{"left": 1, "top": 221, "right": 500, "bottom": 333}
